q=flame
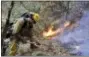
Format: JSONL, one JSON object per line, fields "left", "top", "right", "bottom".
{"left": 42, "top": 21, "right": 71, "bottom": 40}
{"left": 43, "top": 26, "right": 62, "bottom": 37}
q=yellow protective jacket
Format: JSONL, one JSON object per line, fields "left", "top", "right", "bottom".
{"left": 12, "top": 18, "right": 25, "bottom": 34}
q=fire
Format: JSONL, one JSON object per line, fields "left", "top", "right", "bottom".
{"left": 42, "top": 21, "right": 71, "bottom": 40}
{"left": 43, "top": 26, "right": 62, "bottom": 37}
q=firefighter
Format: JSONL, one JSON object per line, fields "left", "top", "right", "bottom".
{"left": 6, "top": 12, "right": 40, "bottom": 41}
{"left": 12, "top": 12, "right": 40, "bottom": 34}
{"left": 6, "top": 12, "right": 40, "bottom": 56}
{"left": 6, "top": 12, "right": 40, "bottom": 38}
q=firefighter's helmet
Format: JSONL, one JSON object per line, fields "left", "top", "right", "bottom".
{"left": 33, "top": 13, "right": 40, "bottom": 22}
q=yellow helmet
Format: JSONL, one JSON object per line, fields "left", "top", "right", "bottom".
{"left": 33, "top": 13, "right": 40, "bottom": 22}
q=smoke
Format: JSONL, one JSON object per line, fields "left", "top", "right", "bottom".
{"left": 53, "top": 10, "right": 89, "bottom": 56}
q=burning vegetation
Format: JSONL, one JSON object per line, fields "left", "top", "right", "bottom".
{"left": 42, "top": 21, "right": 74, "bottom": 40}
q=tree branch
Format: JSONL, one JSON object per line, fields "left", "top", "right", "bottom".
{"left": 1, "top": 1, "right": 15, "bottom": 56}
